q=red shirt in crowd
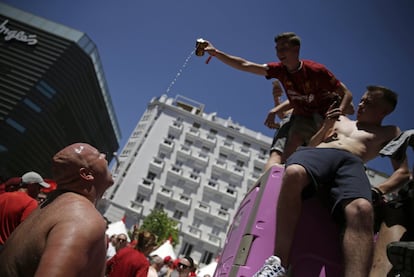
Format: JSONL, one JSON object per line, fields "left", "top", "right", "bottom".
{"left": 106, "top": 247, "right": 150, "bottom": 277}
{"left": 0, "top": 191, "right": 38, "bottom": 245}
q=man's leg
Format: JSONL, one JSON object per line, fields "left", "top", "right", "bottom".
{"left": 264, "top": 151, "right": 283, "bottom": 172}
{"left": 274, "top": 164, "right": 310, "bottom": 268}
{"left": 369, "top": 223, "right": 406, "bottom": 277}
{"left": 342, "top": 198, "right": 374, "bottom": 277}
{"left": 280, "top": 133, "right": 303, "bottom": 163}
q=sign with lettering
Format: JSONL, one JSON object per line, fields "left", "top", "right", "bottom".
{"left": 0, "top": 19, "right": 38, "bottom": 45}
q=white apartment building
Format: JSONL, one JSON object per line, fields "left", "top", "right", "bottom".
{"left": 100, "top": 94, "right": 388, "bottom": 266}
{"left": 101, "top": 94, "right": 273, "bottom": 265}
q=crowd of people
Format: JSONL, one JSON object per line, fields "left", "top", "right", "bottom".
{"left": 104, "top": 229, "right": 200, "bottom": 277}
{"left": 0, "top": 31, "right": 413, "bottom": 277}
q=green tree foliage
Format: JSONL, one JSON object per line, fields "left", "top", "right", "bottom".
{"left": 139, "top": 209, "right": 179, "bottom": 247}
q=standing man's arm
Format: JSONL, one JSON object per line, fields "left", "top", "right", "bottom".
{"left": 264, "top": 100, "right": 292, "bottom": 129}
{"left": 204, "top": 40, "right": 269, "bottom": 76}
{"left": 337, "top": 82, "right": 354, "bottom": 115}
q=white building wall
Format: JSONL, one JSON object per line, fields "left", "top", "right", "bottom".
{"left": 102, "top": 94, "right": 272, "bottom": 265}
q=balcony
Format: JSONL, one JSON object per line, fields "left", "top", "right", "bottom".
{"left": 172, "top": 193, "right": 192, "bottom": 210}
{"left": 194, "top": 201, "right": 211, "bottom": 220}
{"left": 219, "top": 140, "right": 234, "bottom": 156}
{"left": 149, "top": 157, "right": 164, "bottom": 175}
{"left": 203, "top": 180, "right": 219, "bottom": 198}
{"left": 192, "top": 151, "right": 209, "bottom": 167}
{"left": 220, "top": 186, "right": 237, "bottom": 206}
{"left": 166, "top": 165, "right": 182, "bottom": 182}
{"left": 199, "top": 133, "right": 217, "bottom": 149}
{"left": 177, "top": 144, "right": 192, "bottom": 160}
{"left": 129, "top": 200, "right": 144, "bottom": 215}
{"left": 186, "top": 225, "right": 202, "bottom": 239}
{"left": 212, "top": 208, "right": 230, "bottom": 225}
{"left": 229, "top": 165, "right": 244, "bottom": 182}
{"left": 235, "top": 145, "right": 251, "bottom": 162}
{"left": 138, "top": 178, "right": 154, "bottom": 196}
{"left": 185, "top": 126, "right": 200, "bottom": 141}
{"left": 212, "top": 158, "right": 227, "bottom": 175}
{"left": 254, "top": 153, "right": 267, "bottom": 169}
{"left": 247, "top": 172, "right": 261, "bottom": 188}
{"left": 156, "top": 186, "right": 173, "bottom": 204}
{"left": 206, "top": 233, "right": 222, "bottom": 248}
{"left": 182, "top": 172, "right": 201, "bottom": 187}
{"left": 159, "top": 137, "right": 174, "bottom": 154}
{"left": 169, "top": 121, "right": 183, "bottom": 137}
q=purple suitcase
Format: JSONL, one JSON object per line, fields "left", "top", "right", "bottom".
{"left": 213, "top": 165, "right": 343, "bottom": 277}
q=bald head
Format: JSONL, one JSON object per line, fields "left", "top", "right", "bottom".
{"left": 52, "top": 143, "right": 113, "bottom": 196}
{"left": 52, "top": 143, "right": 94, "bottom": 185}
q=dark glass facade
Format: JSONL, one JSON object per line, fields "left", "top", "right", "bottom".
{"left": 0, "top": 3, "right": 121, "bottom": 179}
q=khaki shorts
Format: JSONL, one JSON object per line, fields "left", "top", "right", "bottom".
{"left": 288, "top": 114, "right": 324, "bottom": 144}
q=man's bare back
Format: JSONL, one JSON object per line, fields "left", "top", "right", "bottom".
{"left": 0, "top": 192, "right": 107, "bottom": 277}
{"left": 0, "top": 143, "right": 113, "bottom": 277}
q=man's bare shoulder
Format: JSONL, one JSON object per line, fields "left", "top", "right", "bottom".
{"left": 379, "top": 124, "right": 401, "bottom": 144}
{"left": 43, "top": 192, "right": 106, "bottom": 232}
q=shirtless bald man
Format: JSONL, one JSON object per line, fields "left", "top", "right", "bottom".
{"left": 0, "top": 143, "right": 114, "bottom": 277}
{"left": 253, "top": 85, "right": 410, "bottom": 277}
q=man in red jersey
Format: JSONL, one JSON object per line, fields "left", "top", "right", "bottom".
{"left": 203, "top": 32, "right": 354, "bottom": 165}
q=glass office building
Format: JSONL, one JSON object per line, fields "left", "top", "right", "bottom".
{"left": 0, "top": 3, "right": 120, "bottom": 178}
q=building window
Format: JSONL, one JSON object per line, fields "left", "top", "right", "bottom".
{"left": 173, "top": 210, "right": 183, "bottom": 220}
{"left": 181, "top": 242, "right": 193, "bottom": 257}
{"left": 23, "top": 98, "right": 42, "bottom": 112}
{"left": 208, "top": 180, "right": 217, "bottom": 187}
{"left": 189, "top": 173, "right": 198, "bottom": 180}
{"left": 147, "top": 172, "right": 156, "bottom": 180}
{"left": 180, "top": 194, "right": 189, "bottom": 201}
{"left": 171, "top": 165, "right": 181, "bottom": 173}
{"left": 35, "top": 80, "right": 56, "bottom": 99}
{"left": 6, "top": 118, "right": 25, "bottom": 133}
{"left": 236, "top": 160, "right": 244, "bottom": 167}
{"left": 219, "top": 153, "right": 227, "bottom": 160}
{"left": 202, "top": 146, "right": 210, "bottom": 153}
{"left": 192, "top": 122, "right": 201, "bottom": 129}
{"left": 201, "top": 251, "right": 214, "bottom": 265}
{"left": 134, "top": 194, "right": 145, "bottom": 203}
{"left": 154, "top": 202, "right": 164, "bottom": 210}
{"left": 243, "top": 141, "right": 251, "bottom": 148}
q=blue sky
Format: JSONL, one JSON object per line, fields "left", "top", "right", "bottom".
{"left": 4, "top": 0, "right": 413, "bottom": 175}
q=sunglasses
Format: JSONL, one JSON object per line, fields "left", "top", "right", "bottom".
{"left": 117, "top": 238, "right": 127, "bottom": 243}
{"left": 178, "top": 263, "right": 190, "bottom": 270}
